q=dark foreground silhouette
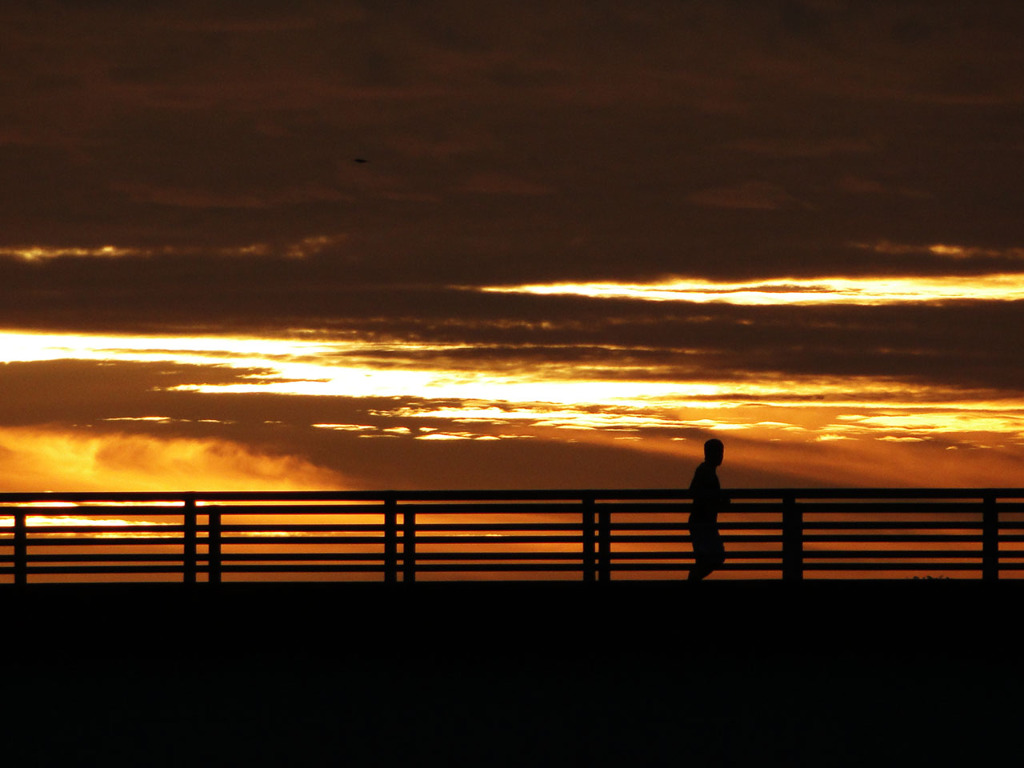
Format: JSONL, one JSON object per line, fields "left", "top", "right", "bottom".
{"left": 0, "top": 580, "right": 1018, "bottom": 767}
{"left": 689, "top": 437, "right": 729, "bottom": 580}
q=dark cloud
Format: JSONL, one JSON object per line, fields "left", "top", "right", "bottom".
{"left": 687, "top": 181, "right": 802, "bottom": 210}
{"left": 4, "top": 1, "right": 1023, "bottom": 263}
{"left": 2, "top": 1, "right": 1024, "bottom": 488}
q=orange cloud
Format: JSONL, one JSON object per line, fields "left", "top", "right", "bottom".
{"left": 477, "top": 274, "right": 1024, "bottom": 305}
{"left": 0, "top": 427, "right": 343, "bottom": 492}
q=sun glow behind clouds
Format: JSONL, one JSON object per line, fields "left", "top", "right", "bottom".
{"left": 0, "top": 330, "right": 337, "bottom": 366}
{"left": 3, "top": 329, "right": 1023, "bottom": 429}
{"left": 3, "top": 327, "right": 1024, "bottom": 489}
{"left": 0, "top": 330, "right": 811, "bottom": 408}
{"left": 475, "top": 274, "right": 1024, "bottom": 305}
{"left": 0, "top": 426, "right": 342, "bottom": 492}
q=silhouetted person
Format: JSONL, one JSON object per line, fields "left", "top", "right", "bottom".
{"left": 688, "top": 438, "right": 728, "bottom": 581}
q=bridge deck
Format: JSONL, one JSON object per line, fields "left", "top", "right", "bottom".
{"left": 3, "top": 579, "right": 1014, "bottom": 656}
{"left": 2, "top": 521, "right": 1019, "bottom": 765}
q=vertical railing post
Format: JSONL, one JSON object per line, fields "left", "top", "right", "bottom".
{"left": 384, "top": 496, "right": 398, "bottom": 584}
{"left": 582, "top": 496, "right": 596, "bottom": 582}
{"left": 782, "top": 495, "right": 803, "bottom": 582}
{"left": 982, "top": 494, "right": 999, "bottom": 582}
{"left": 402, "top": 506, "right": 416, "bottom": 583}
{"left": 207, "top": 508, "right": 222, "bottom": 585}
{"left": 13, "top": 510, "right": 27, "bottom": 587}
{"left": 183, "top": 495, "right": 197, "bottom": 585}
{"left": 598, "top": 501, "right": 611, "bottom": 582}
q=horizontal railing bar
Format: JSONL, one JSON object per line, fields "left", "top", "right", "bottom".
{"left": 410, "top": 523, "right": 587, "bottom": 532}
{"left": 802, "top": 552, "right": 983, "bottom": 560}
{"left": 0, "top": 564, "right": 1003, "bottom": 575}
{"left": 604, "top": 555, "right": 764, "bottom": 562}
{"left": 199, "top": 504, "right": 388, "bottom": 513}
{"left": 802, "top": 534, "right": 980, "bottom": 543}
{"left": 0, "top": 514, "right": 1015, "bottom": 524}
{"left": 401, "top": 553, "right": 586, "bottom": 562}
{"left": 402, "top": 564, "right": 590, "bottom": 572}
{"left": 0, "top": 549, "right": 993, "bottom": 560}
{"left": 14, "top": 536, "right": 189, "bottom": 544}
{"left": 794, "top": 503, "right": 989, "bottom": 512}
{"left": 7, "top": 516, "right": 982, "bottom": 527}
{"left": 0, "top": 512, "right": 1008, "bottom": 526}
{"left": 215, "top": 565, "right": 390, "bottom": 573}
{"left": 802, "top": 522, "right": 985, "bottom": 530}
{"left": 4, "top": 488, "right": 1024, "bottom": 504}
{"left": 234, "top": 565, "right": 585, "bottom": 573}
{"left": 217, "top": 524, "right": 388, "bottom": 532}
{"left": 411, "top": 563, "right": 772, "bottom": 572}
{"left": 611, "top": 534, "right": 781, "bottom": 544}
{"left": 209, "top": 528, "right": 593, "bottom": 536}
{"left": 650, "top": 566, "right": 777, "bottom": 572}
{"left": 0, "top": 556, "right": 762, "bottom": 566}
{"left": 611, "top": 522, "right": 774, "bottom": 531}
{"left": 728, "top": 489, "right": 1024, "bottom": 499}
{"left": 393, "top": 503, "right": 596, "bottom": 513}
{"left": 413, "top": 536, "right": 585, "bottom": 545}
{"left": 23, "top": 554, "right": 190, "bottom": 562}
{"left": 231, "top": 564, "right": 577, "bottom": 573}
{"left": 802, "top": 563, "right": 982, "bottom": 571}
{"left": 216, "top": 535, "right": 385, "bottom": 546}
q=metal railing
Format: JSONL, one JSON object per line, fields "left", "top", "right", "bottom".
{"left": 2, "top": 488, "right": 1023, "bottom": 584}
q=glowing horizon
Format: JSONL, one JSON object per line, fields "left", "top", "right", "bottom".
{"left": 6, "top": 327, "right": 1020, "bottom": 412}
{"left": 2, "top": 328, "right": 1022, "bottom": 458}
{"left": 474, "top": 273, "right": 1024, "bottom": 305}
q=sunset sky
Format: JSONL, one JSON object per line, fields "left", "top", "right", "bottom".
{"left": 2, "top": 0, "right": 1023, "bottom": 492}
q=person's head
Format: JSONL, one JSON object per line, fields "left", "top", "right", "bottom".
{"left": 703, "top": 438, "right": 724, "bottom": 467}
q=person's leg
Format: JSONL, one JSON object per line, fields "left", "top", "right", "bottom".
{"left": 688, "top": 560, "right": 714, "bottom": 580}
{"left": 709, "top": 533, "right": 725, "bottom": 572}
{"left": 688, "top": 530, "right": 724, "bottom": 581}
